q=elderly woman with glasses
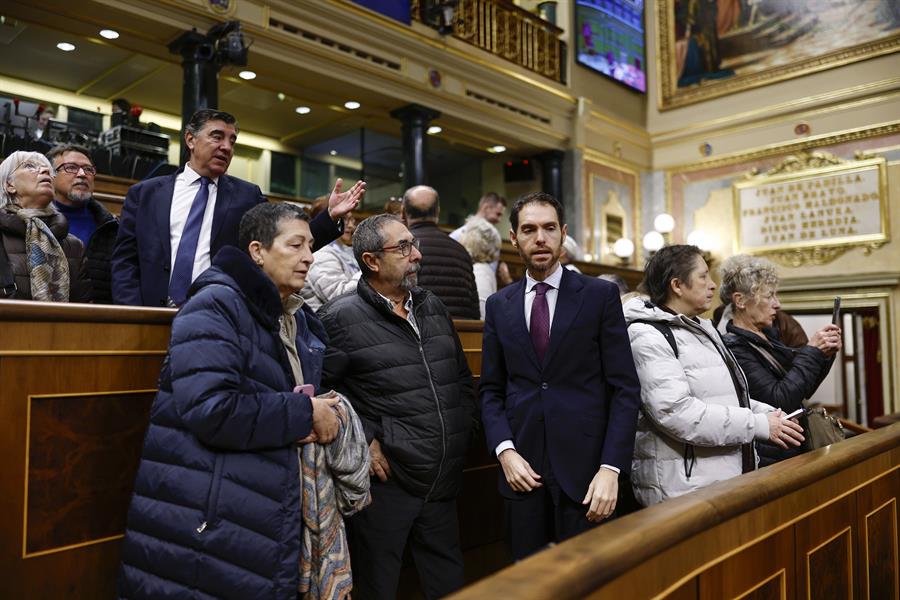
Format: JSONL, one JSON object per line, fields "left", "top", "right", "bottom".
{"left": 0, "top": 151, "right": 90, "bottom": 301}
{"left": 719, "top": 254, "right": 841, "bottom": 466}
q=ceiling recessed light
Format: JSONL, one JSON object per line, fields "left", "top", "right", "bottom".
{"left": 238, "top": 70, "right": 256, "bottom": 80}
{"left": 488, "top": 145, "right": 507, "bottom": 153}
{"left": 56, "top": 42, "right": 76, "bottom": 52}
{"left": 427, "top": 126, "right": 442, "bottom": 135}
{"left": 329, "top": 150, "right": 338, "bottom": 156}
{"left": 343, "top": 101, "right": 361, "bottom": 110}
{"left": 277, "top": 92, "right": 286, "bottom": 101}
{"left": 295, "top": 106, "right": 311, "bottom": 115}
{"left": 99, "top": 29, "right": 119, "bottom": 40}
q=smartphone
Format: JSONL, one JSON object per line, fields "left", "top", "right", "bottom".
{"left": 831, "top": 296, "right": 841, "bottom": 325}
{"left": 294, "top": 384, "right": 315, "bottom": 397}
{"left": 782, "top": 408, "right": 805, "bottom": 421}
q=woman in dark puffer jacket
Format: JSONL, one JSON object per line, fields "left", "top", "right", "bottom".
{"left": 0, "top": 151, "right": 89, "bottom": 301}
{"left": 117, "top": 203, "right": 344, "bottom": 599}
{"left": 720, "top": 254, "right": 841, "bottom": 466}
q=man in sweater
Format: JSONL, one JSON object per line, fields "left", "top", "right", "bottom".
{"left": 47, "top": 145, "right": 118, "bottom": 303}
{"left": 402, "top": 185, "right": 480, "bottom": 320}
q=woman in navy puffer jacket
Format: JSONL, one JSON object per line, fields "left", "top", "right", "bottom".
{"left": 117, "top": 203, "right": 342, "bottom": 599}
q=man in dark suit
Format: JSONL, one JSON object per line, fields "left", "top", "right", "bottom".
{"left": 111, "top": 108, "right": 364, "bottom": 306}
{"left": 479, "top": 191, "right": 641, "bottom": 560}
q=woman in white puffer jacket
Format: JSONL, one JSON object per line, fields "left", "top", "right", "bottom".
{"left": 624, "top": 245, "right": 804, "bottom": 507}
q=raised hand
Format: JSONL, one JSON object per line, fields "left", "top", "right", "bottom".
{"left": 328, "top": 178, "right": 366, "bottom": 220}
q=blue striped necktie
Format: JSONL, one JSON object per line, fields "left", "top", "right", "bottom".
{"left": 168, "top": 176, "right": 210, "bottom": 306}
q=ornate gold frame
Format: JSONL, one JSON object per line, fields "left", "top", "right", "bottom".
{"left": 655, "top": 0, "right": 900, "bottom": 111}
{"left": 582, "top": 150, "right": 643, "bottom": 268}
{"left": 731, "top": 151, "right": 889, "bottom": 266}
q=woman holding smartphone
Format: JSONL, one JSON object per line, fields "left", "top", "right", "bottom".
{"left": 118, "top": 202, "right": 369, "bottom": 600}
{"left": 719, "top": 254, "right": 841, "bottom": 466}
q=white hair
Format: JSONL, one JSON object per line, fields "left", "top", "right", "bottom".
{"left": 0, "top": 151, "right": 54, "bottom": 208}
{"left": 461, "top": 215, "right": 501, "bottom": 263}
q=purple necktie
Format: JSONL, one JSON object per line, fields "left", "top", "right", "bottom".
{"left": 530, "top": 282, "right": 551, "bottom": 364}
{"left": 168, "top": 176, "right": 210, "bottom": 306}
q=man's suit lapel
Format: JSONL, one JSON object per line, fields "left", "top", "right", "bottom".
{"left": 544, "top": 268, "right": 584, "bottom": 368}
{"left": 503, "top": 278, "right": 541, "bottom": 371}
{"left": 210, "top": 174, "right": 233, "bottom": 252}
{"left": 153, "top": 174, "right": 177, "bottom": 264}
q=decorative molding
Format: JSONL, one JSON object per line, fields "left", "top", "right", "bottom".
{"left": 667, "top": 121, "right": 900, "bottom": 174}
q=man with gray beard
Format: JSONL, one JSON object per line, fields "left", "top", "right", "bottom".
{"left": 319, "top": 214, "right": 476, "bottom": 600}
{"left": 48, "top": 145, "right": 118, "bottom": 303}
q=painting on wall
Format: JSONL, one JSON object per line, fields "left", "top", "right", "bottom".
{"left": 657, "top": 0, "right": 900, "bottom": 110}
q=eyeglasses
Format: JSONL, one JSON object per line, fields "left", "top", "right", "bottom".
{"left": 13, "top": 161, "right": 54, "bottom": 176}
{"left": 381, "top": 237, "right": 420, "bottom": 257}
{"left": 56, "top": 162, "right": 97, "bottom": 176}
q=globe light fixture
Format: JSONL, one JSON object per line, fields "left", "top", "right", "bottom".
{"left": 653, "top": 213, "right": 675, "bottom": 233}
{"left": 643, "top": 231, "right": 665, "bottom": 253}
{"left": 613, "top": 238, "right": 635, "bottom": 259}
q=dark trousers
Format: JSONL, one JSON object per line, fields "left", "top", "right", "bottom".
{"left": 348, "top": 478, "right": 465, "bottom": 600}
{"left": 504, "top": 454, "right": 598, "bottom": 561}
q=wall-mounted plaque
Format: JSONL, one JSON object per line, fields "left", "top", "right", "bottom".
{"left": 733, "top": 151, "right": 889, "bottom": 266}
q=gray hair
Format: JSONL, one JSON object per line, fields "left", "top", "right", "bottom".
{"left": 184, "top": 108, "right": 238, "bottom": 139}
{"left": 461, "top": 216, "right": 500, "bottom": 263}
{"left": 238, "top": 202, "right": 309, "bottom": 254}
{"left": 719, "top": 254, "right": 779, "bottom": 305}
{"left": 353, "top": 213, "right": 401, "bottom": 278}
{"left": 0, "top": 151, "right": 54, "bottom": 208}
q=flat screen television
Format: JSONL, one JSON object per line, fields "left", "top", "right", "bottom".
{"left": 575, "top": 0, "right": 646, "bottom": 93}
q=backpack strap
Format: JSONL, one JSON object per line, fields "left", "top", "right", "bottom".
{"left": 628, "top": 319, "right": 678, "bottom": 358}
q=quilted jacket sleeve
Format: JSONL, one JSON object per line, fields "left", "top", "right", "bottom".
{"left": 629, "top": 324, "right": 770, "bottom": 447}
{"left": 169, "top": 286, "right": 313, "bottom": 450}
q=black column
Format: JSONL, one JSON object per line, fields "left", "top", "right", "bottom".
{"left": 539, "top": 150, "right": 565, "bottom": 201}
{"left": 169, "top": 30, "right": 221, "bottom": 165}
{"left": 390, "top": 104, "right": 440, "bottom": 189}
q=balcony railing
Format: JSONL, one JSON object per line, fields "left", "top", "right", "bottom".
{"left": 412, "top": 0, "right": 565, "bottom": 83}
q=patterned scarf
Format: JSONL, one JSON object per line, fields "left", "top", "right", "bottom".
{"left": 3, "top": 204, "right": 69, "bottom": 301}
{"left": 298, "top": 393, "right": 372, "bottom": 600}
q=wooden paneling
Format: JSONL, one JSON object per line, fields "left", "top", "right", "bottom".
{"left": 700, "top": 528, "right": 793, "bottom": 600}
{"left": 25, "top": 391, "right": 154, "bottom": 556}
{"left": 452, "top": 426, "right": 900, "bottom": 599}
{"left": 857, "top": 470, "right": 900, "bottom": 600}
{"left": 796, "top": 494, "right": 855, "bottom": 600}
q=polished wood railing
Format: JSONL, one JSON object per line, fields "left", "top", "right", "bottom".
{"left": 450, "top": 423, "right": 900, "bottom": 599}
{"left": 0, "top": 301, "right": 500, "bottom": 598}
{"left": 411, "top": 0, "right": 565, "bottom": 82}
{"left": 2, "top": 301, "right": 897, "bottom": 598}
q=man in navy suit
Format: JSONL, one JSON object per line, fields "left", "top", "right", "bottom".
{"left": 111, "top": 108, "right": 364, "bottom": 306}
{"left": 479, "top": 191, "right": 641, "bottom": 560}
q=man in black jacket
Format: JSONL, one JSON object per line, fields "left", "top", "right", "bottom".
{"left": 320, "top": 213, "right": 476, "bottom": 600}
{"left": 402, "top": 185, "right": 481, "bottom": 320}
{"left": 47, "top": 145, "right": 118, "bottom": 303}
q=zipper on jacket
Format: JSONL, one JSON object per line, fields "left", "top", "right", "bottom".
{"left": 683, "top": 444, "right": 696, "bottom": 479}
{"left": 197, "top": 454, "right": 225, "bottom": 534}
{"left": 419, "top": 341, "right": 446, "bottom": 502}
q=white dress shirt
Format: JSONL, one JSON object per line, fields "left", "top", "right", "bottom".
{"left": 169, "top": 164, "right": 219, "bottom": 284}
{"left": 495, "top": 262, "right": 619, "bottom": 475}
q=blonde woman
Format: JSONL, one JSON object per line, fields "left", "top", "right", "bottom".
{"left": 460, "top": 215, "right": 501, "bottom": 319}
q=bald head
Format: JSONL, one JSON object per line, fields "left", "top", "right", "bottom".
{"left": 402, "top": 185, "right": 439, "bottom": 224}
